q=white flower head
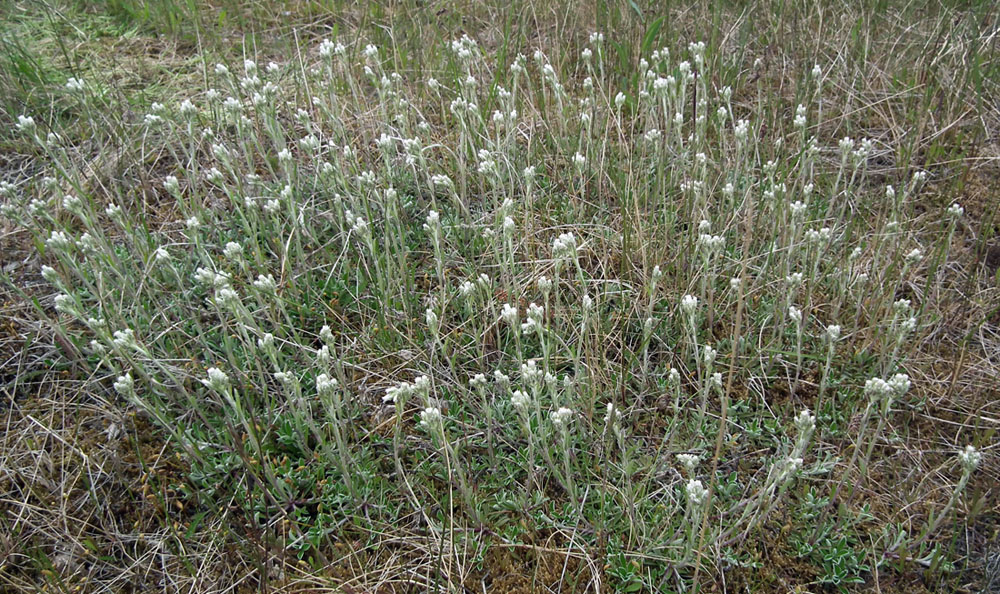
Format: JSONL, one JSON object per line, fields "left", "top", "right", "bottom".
{"left": 686, "top": 479, "right": 709, "bottom": 506}
{"left": 783, "top": 457, "right": 804, "bottom": 477}
{"left": 702, "top": 344, "right": 717, "bottom": 366}
{"left": 536, "top": 276, "right": 552, "bottom": 296}
{"left": 794, "top": 409, "right": 816, "bottom": 436}
{"left": 413, "top": 374, "right": 431, "bottom": 396}
{"left": 550, "top": 406, "right": 573, "bottom": 427}
{"left": 419, "top": 406, "right": 442, "bottom": 430}
{"left": 257, "top": 333, "right": 275, "bottom": 353}
{"left": 680, "top": 294, "right": 698, "bottom": 317}
{"left": 113, "top": 373, "right": 135, "bottom": 397}
{"left": 521, "top": 302, "right": 545, "bottom": 335}
{"left": 511, "top": 389, "right": 530, "bottom": 410}
{"left": 425, "top": 308, "right": 439, "bottom": 335}
{"left": 112, "top": 328, "right": 139, "bottom": 351}
{"left": 500, "top": 303, "right": 519, "bottom": 327}
{"left": 887, "top": 373, "right": 911, "bottom": 397}
{"left": 316, "top": 373, "right": 338, "bottom": 396}
{"left": 677, "top": 453, "right": 701, "bottom": 473}
{"left": 864, "top": 377, "right": 893, "bottom": 402}
{"left": 154, "top": 247, "right": 171, "bottom": 265}
{"left": 17, "top": 114, "right": 37, "bottom": 134}
{"left": 202, "top": 367, "right": 231, "bottom": 393}
{"left": 253, "top": 273, "right": 277, "bottom": 293}
{"left": 958, "top": 445, "right": 981, "bottom": 473}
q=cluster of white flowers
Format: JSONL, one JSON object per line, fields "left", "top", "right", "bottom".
{"left": 316, "top": 373, "right": 338, "bottom": 396}
{"left": 383, "top": 380, "right": 414, "bottom": 404}
{"left": 112, "top": 328, "right": 139, "bottom": 351}
{"left": 113, "top": 372, "right": 135, "bottom": 398}
{"left": 686, "top": 479, "right": 709, "bottom": 506}
{"left": 469, "top": 373, "right": 487, "bottom": 390}
{"left": 510, "top": 389, "right": 530, "bottom": 410}
{"left": 425, "top": 308, "right": 440, "bottom": 336}
{"left": 202, "top": 367, "right": 231, "bottom": 393}
{"left": 517, "top": 358, "right": 540, "bottom": 384}
{"left": 680, "top": 294, "right": 698, "bottom": 317}
{"left": 550, "top": 407, "right": 573, "bottom": 427}
{"left": 419, "top": 406, "right": 443, "bottom": 430}
{"left": 501, "top": 303, "right": 519, "bottom": 327}
{"left": 958, "top": 445, "right": 981, "bottom": 473}
{"left": 677, "top": 453, "right": 701, "bottom": 473}
{"left": 521, "top": 303, "right": 544, "bottom": 335}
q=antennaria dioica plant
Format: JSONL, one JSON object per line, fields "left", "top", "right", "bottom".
{"left": 3, "top": 15, "right": 991, "bottom": 591}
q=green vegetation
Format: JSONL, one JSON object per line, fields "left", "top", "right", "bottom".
{"left": 1, "top": 1, "right": 997, "bottom": 591}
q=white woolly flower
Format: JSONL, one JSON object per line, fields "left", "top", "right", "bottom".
{"left": 788, "top": 306, "right": 802, "bottom": 325}
{"left": 521, "top": 303, "right": 544, "bottom": 335}
{"left": 383, "top": 381, "right": 412, "bottom": 404}
{"left": 257, "top": 333, "right": 274, "bottom": 353}
{"left": 17, "top": 114, "right": 37, "bottom": 133}
{"left": 412, "top": 375, "right": 431, "bottom": 398}
{"left": 202, "top": 367, "right": 231, "bottom": 392}
{"left": 677, "top": 453, "right": 701, "bottom": 473}
{"left": 113, "top": 373, "right": 135, "bottom": 397}
{"left": 536, "top": 276, "right": 552, "bottom": 296}
{"left": 425, "top": 308, "right": 439, "bottom": 335}
{"left": 46, "top": 230, "right": 72, "bottom": 251}
{"left": 253, "top": 274, "right": 277, "bottom": 293}
{"left": 825, "top": 324, "right": 841, "bottom": 342}
{"left": 500, "top": 303, "right": 519, "bottom": 327}
{"left": 680, "top": 294, "right": 698, "bottom": 317}
{"left": 520, "top": 359, "right": 543, "bottom": 387}
{"left": 112, "top": 328, "right": 139, "bottom": 351}
{"left": 53, "top": 294, "right": 76, "bottom": 315}
{"left": 958, "top": 445, "right": 981, "bottom": 473}
{"left": 552, "top": 232, "right": 578, "bottom": 259}
{"left": 794, "top": 409, "right": 816, "bottom": 435}
{"left": 213, "top": 286, "right": 240, "bottom": 308}
{"left": 510, "top": 390, "right": 530, "bottom": 410}
{"left": 887, "top": 373, "right": 911, "bottom": 397}
{"left": 41, "top": 265, "right": 59, "bottom": 284}
{"left": 604, "top": 402, "right": 622, "bottom": 425}
{"left": 686, "top": 479, "right": 709, "bottom": 506}
{"left": 864, "top": 377, "right": 893, "bottom": 402}
{"left": 419, "top": 407, "right": 442, "bottom": 430}
{"left": 783, "top": 457, "right": 804, "bottom": 477}
{"left": 154, "top": 247, "right": 171, "bottom": 265}
{"left": 702, "top": 344, "right": 717, "bottom": 366}
{"left": 316, "top": 373, "right": 338, "bottom": 396}
{"left": 550, "top": 407, "right": 573, "bottom": 427}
